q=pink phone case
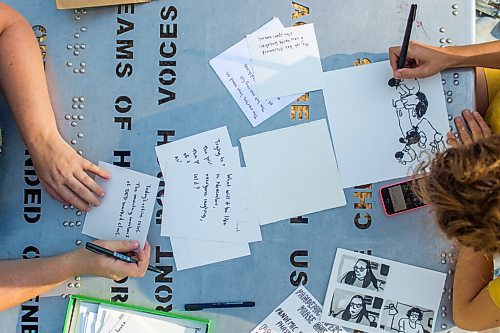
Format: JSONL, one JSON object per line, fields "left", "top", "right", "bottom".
{"left": 379, "top": 178, "right": 428, "bottom": 216}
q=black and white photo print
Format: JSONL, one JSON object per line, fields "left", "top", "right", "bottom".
{"left": 379, "top": 300, "right": 434, "bottom": 333}
{"left": 337, "top": 254, "right": 390, "bottom": 291}
{"left": 328, "top": 289, "right": 383, "bottom": 328}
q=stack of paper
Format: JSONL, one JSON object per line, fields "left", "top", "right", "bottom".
{"left": 210, "top": 17, "right": 323, "bottom": 127}
{"left": 72, "top": 302, "right": 204, "bottom": 333}
{"left": 156, "top": 127, "right": 261, "bottom": 271}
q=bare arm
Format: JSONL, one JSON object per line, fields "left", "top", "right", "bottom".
{"left": 0, "top": 3, "right": 110, "bottom": 211}
{"left": 452, "top": 246, "right": 500, "bottom": 330}
{"left": 388, "top": 41, "right": 500, "bottom": 79}
{"left": 0, "top": 240, "right": 150, "bottom": 311}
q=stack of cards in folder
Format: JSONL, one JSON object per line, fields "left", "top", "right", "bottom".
{"left": 64, "top": 295, "right": 210, "bottom": 333}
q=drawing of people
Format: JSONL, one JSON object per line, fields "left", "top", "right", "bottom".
{"left": 331, "top": 295, "right": 376, "bottom": 326}
{"left": 389, "top": 78, "right": 445, "bottom": 164}
{"left": 340, "top": 259, "right": 380, "bottom": 291}
{"left": 398, "top": 307, "right": 425, "bottom": 333}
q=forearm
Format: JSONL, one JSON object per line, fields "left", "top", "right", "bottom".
{"left": 0, "top": 252, "right": 78, "bottom": 311}
{"left": 452, "top": 246, "right": 500, "bottom": 330}
{"left": 446, "top": 41, "right": 500, "bottom": 70}
{"left": 0, "top": 3, "right": 60, "bottom": 150}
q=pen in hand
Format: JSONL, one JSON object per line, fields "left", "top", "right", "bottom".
{"left": 85, "top": 242, "right": 164, "bottom": 274}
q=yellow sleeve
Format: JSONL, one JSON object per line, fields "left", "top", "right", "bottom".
{"left": 488, "top": 277, "right": 500, "bottom": 308}
{"left": 484, "top": 68, "right": 500, "bottom": 134}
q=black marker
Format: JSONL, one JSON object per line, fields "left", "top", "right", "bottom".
{"left": 85, "top": 242, "right": 164, "bottom": 274}
{"left": 389, "top": 3, "right": 418, "bottom": 87}
{"left": 184, "top": 301, "right": 255, "bottom": 311}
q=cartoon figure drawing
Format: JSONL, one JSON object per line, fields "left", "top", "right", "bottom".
{"left": 330, "top": 295, "right": 376, "bottom": 327}
{"left": 398, "top": 307, "right": 425, "bottom": 333}
{"left": 340, "top": 259, "right": 381, "bottom": 291}
{"left": 389, "top": 78, "right": 445, "bottom": 165}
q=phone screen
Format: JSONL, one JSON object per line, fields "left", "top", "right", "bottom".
{"left": 381, "top": 178, "right": 426, "bottom": 215}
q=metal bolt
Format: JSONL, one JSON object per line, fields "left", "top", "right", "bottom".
{"left": 67, "top": 44, "right": 73, "bottom": 50}
{"left": 63, "top": 205, "right": 69, "bottom": 209}
{"left": 453, "top": 73, "right": 459, "bottom": 78}
{"left": 452, "top": 4, "right": 458, "bottom": 9}
{"left": 441, "top": 306, "right": 447, "bottom": 311}
{"left": 79, "top": 97, "right": 85, "bottom": 102}
{"left": 74, "top": 33, "right": 80, "bottom": 38}
{"left": 63, "top": 221, "right": 69, "bottom": 227}
{"left": 78, "top": 115, "right": 84, "bottom": 120}
{"left": 448, "top": 294, "right": 452, "bottom": 300}
{"left": 81, "top": 9, "right": 87, "bottom": 14}
{"left": 65, "top": 114, "right": 71, "bottom": 120}
{"left": 71, "top": 139, "right": 77, "bottom": 145}
{"left": 76, "top": 211, "right": 82, "bottom": 216}
{"left": 69, "top": 222, "right": 75, "bottom": 227}
{"left": 441, "top": 324, "right": 447, "bottom": 329}
{"left": 74, "top": 50, "right": 80, "bottom": 56}
{"left": 74, "top": 15, "right": 81, "bottom": 21}
{"left": 446, "top": 91, "right": 452, "bottom": 96}
{"left": 78, "top": 104, "right": 84, "bottom": 109}
{"left": 439, "top": 27, "right": 446, "bottom": 33}
{"left": 80, "top": 62, "right": 86, "bottom": 67}
{"left": 67, "top": 283, "right": 73, "bottom": 288}
{"left": 66, "top": 61, "right": 73, "bottom": 67}
{"left": 448, "top": 288, "right": 453, "bottom": 294}
{"left": 73, "top": 68, "right": 79, "bottom": 74}
{"left": 71, "top": 121, "right": 77, "bottom": 127}
{"left": 72, "top": 115, "right": 78, "bottom": 120}
{"left": 441, "top": 252, "right": 446, "bottom": 257}
{"left": 439, "top": 38, "right": 446, "bottom": 43}
{"left": 74, "top": 44, "right": 80, "bottom": 49}
{"left": 72, "top": 97, "right": 79, "bottom": 102}
{"left": 76, "top": 240, "right": 82, "bottom": 245}
{"left": 442, "top": 79, "right": 446, "bottom": 85}
{"left": 75, "top": 276, "right": 81, "bottom": 281}
{"left": 74, "top": 9, "right": 80, "bottom": 14}
{"left": 77, "top": 133, "right": 83, "bottom": 138}
{"left": 454, "top": 80, "right": 459, "bottom": 85}
{"left": 452, "top": 10, "right": 458, "bottom": 16}
{"left": 448, "top": 115, "right": 453, "bottom": 121}
{"left": 79, "top": 68, "right": 86, "bottom": 74}
{"left": 76, "top": 221, "right": 82, "bottom": 226}
{"left": 81, "top": 27, "right": 87, "bottom": 32}
{"left": 75, "top": 283, "right": 81, "bottom": 288}
{"left": 448, "top": 269, "right": 453, "bottom": 275}
{"left": 61, "top": 294, "right": 67, "bottom": 299}
{"left": 454, "top": 133, "right": 459, "bottom": 138}
{"left": 446, "top": 97, "right": 453, "bottom": 103}
{"left": 449, "top": 125, "right": 453, "bottom": 131}
{"left": 441, "top": 312, "right": 447, "bottom": 317}
{"left": 77, "top": 150, "right": 83, "bottom": 155}
{"left": 441, "top": 258, "right": 447, "bottom": 264}
{"left": 446, "top": 38, "right": 452, "bottom": 44}
{"left": 80, "top": 44, "right": 86, "bottom": 49}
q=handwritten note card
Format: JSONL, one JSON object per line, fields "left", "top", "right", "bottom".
{"left": 250, "top": 285, "right": 346, "bottom": 333}
{"left": 247, "top": 23, "right": 324, "bottom": 100}
{"left": 240, "top": 119, "right": 346, "bottom": 225}
{"left": 82, "top": 162, "right": 160, "bottom": 248}
{"left": 210, "top": 17, "right": 301, "bottom": 127}
{"left": 163, "top": 165, "right": 262, "bottom": 243}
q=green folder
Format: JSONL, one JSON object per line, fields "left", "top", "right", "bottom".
{"left": 63, "top": 294, "right": 211, "bottom": 332}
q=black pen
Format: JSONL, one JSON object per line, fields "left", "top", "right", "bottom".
{"left": 397, "top": 4, "right": 418, "bottom": 70}
{"left": 85, "top": 242, "right": 164, "bottom": 274}
{"left": 184, "top": 301, "right": 255, "bottom": 311}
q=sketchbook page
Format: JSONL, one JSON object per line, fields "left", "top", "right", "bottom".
{"left": 247, "top": 23, "right": 324, "bottom": 100}
{"left": 321, "top": 249, "right": 446, "bottom": 333}
{"left": 209, "top": 17, "right": 301, "bottom": 127}
{"left": 250, "top": 285, "right": 347, "bottom": 333}
{"left": 240, "top": 119, "right": 346, "bottom": 225}
{"left": 82, "top": 162, "right": 160, "bottom": 248}
{"left": 170, "top": 237, "right": 250, "bottom": 271}
{"left": 323, "top": 60, "right": 449, "bottom": 188}
{"left": 163, "top": 165, "right": 262, "bottom": 242}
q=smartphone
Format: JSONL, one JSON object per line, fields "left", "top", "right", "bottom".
{"left": 379, "top": 177, "right": 428, "bottom": 216}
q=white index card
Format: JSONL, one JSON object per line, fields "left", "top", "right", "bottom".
{"left": 240, "top": 119, "right": 346, "bottom": 225}
{"left": 82, "top": 162, "right": 160, "bottom": 248}
{"left": 247, "top": 23, "right": 324, "bottom": 99}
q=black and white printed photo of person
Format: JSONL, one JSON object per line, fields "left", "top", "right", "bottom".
{"left": 379, "top": 301, "right": 434, "bottom": 333}
{"left": 328, "top": 289, "right": 383, "bottom": 328}
{"left": 337, "top": 255, "right": 390, "bottom": 292}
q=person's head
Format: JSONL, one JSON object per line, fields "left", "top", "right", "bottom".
{"left": 414, "top": 135, "right": 500, "bottom": 252}
{"left": 406, "top": 307, "right": 423, "bottom": 323}
{"left": 353, "top": 259, "right": 368, "bottom": 280}
{"left": 348, "top": 295, "right": 364, "bottom": 317}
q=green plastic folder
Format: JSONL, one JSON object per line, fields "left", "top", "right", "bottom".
{"left": 63, "top": 294, "right": 211, "bottom": 332}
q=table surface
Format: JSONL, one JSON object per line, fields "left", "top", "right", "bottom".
{"left": 0, "top": 0, "right": 475, "bottom": 332}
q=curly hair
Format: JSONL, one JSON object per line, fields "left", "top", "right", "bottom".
{"left": 414, "top": 134, "right": 500, "bottom": 253}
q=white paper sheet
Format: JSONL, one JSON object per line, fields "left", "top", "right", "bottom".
{"left": 240, "top": 119, "right": 346, "bottom": 224}
{"left": 250, "top": 285, "right": 347, "bottom": 333}
{"left": 321, "top": 249, "right": 446, "bottom": 333}
{"left": 170, "top": 238, "right": 250, "bottom": 271}
{"left": 247, "top": 23, "right": 324, "bottom": 100}
{"left": 163, "top": 165, "right": 262, "bottom": 242}
{"left": 209, "top": 17, "right": 301, "bottom": 127}
{"left": 323, "top": 61, "right": 449, "bottom": 188}
{"left": 82, "top": 162, "right": 160, "bottom": 248}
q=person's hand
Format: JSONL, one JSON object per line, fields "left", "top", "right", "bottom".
{"left": 447, "top": 109, "right": 492, "bottom": 147}
{"left": 389, "top": 42, "right": 454, "bottom": 79}
{"left": 27, "top": 132, "right": 110, "bottom": 211}
{"left": 72, "top": 240, "right": 151, "bottom": 281}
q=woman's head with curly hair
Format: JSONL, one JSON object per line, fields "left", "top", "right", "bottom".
{"left": 414, "top": 134, "right": 500, "bottom": 252}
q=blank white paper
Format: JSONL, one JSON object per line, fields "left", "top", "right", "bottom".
{"left": 323, "top": 61, "right": 449, "bottom": 188}
{"left": 247, "top": 23, "right": 324, "bottom": 100}
{"left": 240, "top": 119, "right": 346, "bottom": 225}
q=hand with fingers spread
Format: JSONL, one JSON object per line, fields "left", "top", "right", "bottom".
{"left": 446, "top": 109, "right": 492, "bottom": 147}
{"left": 28, "top": 132, "right": 110, "bottom": 211}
